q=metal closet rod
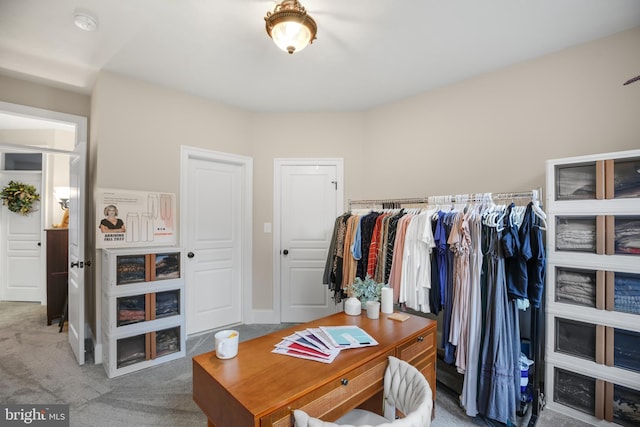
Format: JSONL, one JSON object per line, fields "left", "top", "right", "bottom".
{"left": 348, "top": 188, "right": 543, "bottom": 209}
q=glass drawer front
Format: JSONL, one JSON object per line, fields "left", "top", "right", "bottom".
{"left": 613, "top": 272, "right": 640, "bottom": 315}
{"left": 154, "top": 253, "right": 180, "bottom": 280}
{"left": 612, "top": 157, "right": 640, "bottom": 199}
{"left": 556, "top": 267, "right": 596, "bottom": 308}
{"left": 556, "top": 217, "right": 597, "bottom": 252}
{"left": 116, "top": 255, "right": 147, "bottom": 285}
{"left": 556, "top": 163, "right": 597, "bottom": 200}
{"left": 614, "top": 216, "right": 640, "bottom": 256}
{"left": 613, "top": 328, "right": 640, "bottom": 373}
{"left": 555, "top": 318, "right": 597, "bottom": 361}
{"left": 155, "top": 290, "right": 180, "bottom": 319}
{"left": 117, "top": 294, "right": 146, "bottom": 327}
{"left": 554, "top": 367, "right": 597, "bottom": 416}
{"left": 156, "top": 326, "right": 180, "bottom": 358}
{"left": 117, "top": 334, "right": 146, "bottom": 368}
{"left": 613, "top": 384, "right": 640, "bottom": 427}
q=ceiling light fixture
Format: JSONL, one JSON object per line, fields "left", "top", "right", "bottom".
{"left": 264, "top": 0, "right": 317, "bottom": 55}
{"left": 73, "top": 10, "right": 98, "bottom": 32}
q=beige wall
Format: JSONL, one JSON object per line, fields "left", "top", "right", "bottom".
{"left": 363, "top": 27, "right": 640, "bottom": 199}
{"left": 0, "top": 74, "right": 90, "bottom": 117}
{"left": 2, "top": 27, "right": 639, "bottom": 322}
{"left": 91, "top": 72, "right": 252, "bottom": 194}
{"left": 249, "top": 112, "right": 365, "bottom": 307}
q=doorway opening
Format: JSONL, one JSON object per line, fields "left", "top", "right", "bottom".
{"left": 0, "top": 101, "right": 88, "bottom": 365}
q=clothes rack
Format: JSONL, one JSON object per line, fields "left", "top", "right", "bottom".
{"left": 348, "top": 189, "right": 543, "bottom": 209}
{"left": 347, "top": 188, "right": 545, "bottom": 426}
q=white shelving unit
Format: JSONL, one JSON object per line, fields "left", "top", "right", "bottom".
{"left": 545, "top": 149, "right": 640, "bottom": 426}
{"left": 101, "top": 247, "right": 185, "bottom": 378}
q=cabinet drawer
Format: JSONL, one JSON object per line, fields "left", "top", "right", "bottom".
{"left": 552, "top": 156, "right": 640, "bottom": 201}
{"left": 553, "top": 366, "right": 603, "bottom": 418}
{"left": 265, "top": 351, "right": 393, "bottom": 427}
{"left": 397, "top": 328, "right": 436, "bottom": 365}
{"left": 551, "top": 365, "right": 640, "bottom": 425}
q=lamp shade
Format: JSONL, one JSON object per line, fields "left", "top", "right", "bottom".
{"left": 270, "top": 21, "right": 312, "bottom": 54}
{"left": 265, "top": 0, "right": 317, "bottom": 54}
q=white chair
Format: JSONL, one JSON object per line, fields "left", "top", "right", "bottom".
{"left": 293, "top": 356, "right": 433, "bottom": 427}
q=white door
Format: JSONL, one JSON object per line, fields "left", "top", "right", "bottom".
{"left": 275, "top": 159, "right": 343, "bottom": 323}
{"left": 67, "top": 142, "right": 86, "bottom": 364}
{"left": 181, "top": 147, "right": 252, "bottom": 335}
{"left": 0, "top": 172, "right": 43, "bottom": 302}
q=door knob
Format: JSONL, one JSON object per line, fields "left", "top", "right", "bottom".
{"left": 70, "top": 261, "right": 84, "bottom": 268}
{"left": 187, "top": 252, "right": 195, "bottom": 258}
{"left": 282, "top": 249, "right": 289, "bottom": 255}
{"left": 37, "top": 242, "right": 41, "bottom": 246}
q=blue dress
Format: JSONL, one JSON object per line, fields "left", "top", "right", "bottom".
{"left": 478, "top": 226, "right": 520, "bottom": 424}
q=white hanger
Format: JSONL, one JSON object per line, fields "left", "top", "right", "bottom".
{"left": 530, "top": 191, "right": 547, "bottom": 230}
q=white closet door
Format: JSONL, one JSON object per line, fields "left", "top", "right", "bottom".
{"left": 276, "top": 160, "right": 343, "bottom": 323}
{"left": 0, "top": 171, "right": 43, "bottom": 303}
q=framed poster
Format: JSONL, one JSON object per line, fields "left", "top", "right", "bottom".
{"left": 96, "top": 188, "right": 176, "bottom": 248}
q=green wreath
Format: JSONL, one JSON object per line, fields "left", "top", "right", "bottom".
{"left": 1, "top": 180, "right": 40, "bottom": 215}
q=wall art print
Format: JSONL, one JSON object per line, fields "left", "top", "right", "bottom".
{"left": 96, "top": 188, "right": 176, "bottom": 249}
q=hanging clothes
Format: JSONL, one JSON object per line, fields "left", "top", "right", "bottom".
{"left": 322, "top": 212, "right": 351, "bottom": 301}
{"left": 399, "top": 210, "right": 436, "bottom": 313}
{"left": 356, "top": 211, "right": 381, "bottom": 279}
{"left": 460, "top": 207, "right": 483, "bottom": 416}
{"left": 324, "top": 191, "right": 546, "bottom": 426}
{"left": 525, "top": 202, "right": 546, "bottom": 308}
{"left": 366, "top": 213, "right": 387, "bottom": 279}
{"left": 448, "top": 210, "right": 472, "bottom": 374}
{"left": 477, "top": 224, "right": 520, "bottom": 425}
{"left": 389, "top": 213, "right": 413, "bottom": 302}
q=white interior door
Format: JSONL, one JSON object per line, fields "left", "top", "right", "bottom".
{"left": 181, "top": 147, "right": 252, "bottom": 335}
{"left": 276, "top": 159, "right": 343, "bottom": 323}
{"left": 67, "top": 141, "right": 86, "bottom": 364}
{"left": 0, "top": 171, "right": 43, "bottom": 302}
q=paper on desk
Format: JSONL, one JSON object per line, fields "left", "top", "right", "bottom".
{"left": 272, "top": 341, "right": 340, "bottom": 363}
{"left": 280, "top": 333, "right": 334, "bottom": 356}
{"left": 318, "top": 326, "right": 378, "bottom": 349}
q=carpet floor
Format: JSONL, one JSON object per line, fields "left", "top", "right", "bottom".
{"left": 0, "top": 301, "right": 588, "bottom": 427}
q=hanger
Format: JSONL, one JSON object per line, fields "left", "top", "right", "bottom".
{"left": 530, "top": 190, "right": 547, "bottom": 230}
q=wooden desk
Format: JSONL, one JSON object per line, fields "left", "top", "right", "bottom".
{"left": 193, "top": 312, "right": 437, "bottom": 427}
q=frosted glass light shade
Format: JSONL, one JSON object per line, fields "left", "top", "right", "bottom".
{"left": 271, "top": 21, "right": 312, "bottom": 54}
{"left": 265, "top": 0, "right": 317, "bottom": 55}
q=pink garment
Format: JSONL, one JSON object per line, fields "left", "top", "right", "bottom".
{"left": 389, "top": 214, "right": 412, "bottom": 303}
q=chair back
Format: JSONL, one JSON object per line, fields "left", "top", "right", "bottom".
{"left": 293, "top": 356, "right": 432, "bottom": 427}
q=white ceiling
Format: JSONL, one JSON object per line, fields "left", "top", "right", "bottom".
{"left": 1, "top": 0, "right": 639, "bottom": 113}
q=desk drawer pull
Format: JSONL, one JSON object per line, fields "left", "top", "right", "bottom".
{"left": 341, "top": 378, "right": 349, "bottom": 386}
{"left": 417, "top": 336, "right": 424, "bottom": 342}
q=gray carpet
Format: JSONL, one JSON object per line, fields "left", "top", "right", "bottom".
{"left": 0, "top": 302, "right": 588, "bottom": 427}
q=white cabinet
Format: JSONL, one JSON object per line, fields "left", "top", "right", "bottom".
{"left": 545, "top": 149, "right": 640, "bottom": 426}
{"left": 101, "top": 247, "right": 185, "bottom": 378}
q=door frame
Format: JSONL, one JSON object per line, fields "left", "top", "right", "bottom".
{"left": 180, "top": 145, "right": 253, "bottom": 330}
{"left": 0, "top": 100, "right": 88, "bottom": 365}
{"left": 273, "top": 158, "right": 344, "bottom": 323}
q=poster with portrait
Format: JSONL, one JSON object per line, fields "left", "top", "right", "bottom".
{"left": 96, "top": 188, "right": 176, "bottom": 249}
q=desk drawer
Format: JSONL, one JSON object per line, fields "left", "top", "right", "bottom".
{"left": 265, "top": 350, "right": 393, "bottom": 427}
{"left": 397, "top": 328, "right": 436, "bottom": 364}
{"left": 397, "top": 327, "right": 436, "bottom": 397}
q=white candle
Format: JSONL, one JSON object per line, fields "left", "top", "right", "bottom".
{"left": 381, "top": 287, "right": 393, "bottom": 314}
